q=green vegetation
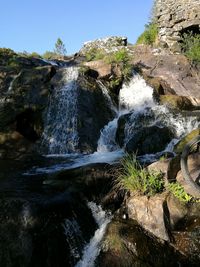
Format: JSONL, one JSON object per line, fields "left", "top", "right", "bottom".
{"left": 167, "top": 182, "right": 192, "bottom": 203}
{"left": 181, "top": 33, "right": 200, "bottom": 64}
{"left": 116, "top": 154, "right": 164, "bottom": 196}
{"left": 42, "top": 51, "right": 58, "bottom": 60}
{"left": 84, "top": 47, "right": 132, "bottom": 80}
{"left": 85, "top": 47, "right": 105, "bottom": 61}
{"left": 136, "top": 23, "right": 158, "bottom": 45}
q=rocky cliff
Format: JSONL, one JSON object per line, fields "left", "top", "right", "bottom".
{"left": 155, "top": 0, "right": 200, "bottom": 51}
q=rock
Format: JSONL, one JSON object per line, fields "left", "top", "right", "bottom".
{"left": 115, "top": 113, "right": 130, "bottom": 147}
{"left": 159, "top": 95, "right": 195, "bottom": 111}
{"left": 79, "top": 36, "right": 127, "bottom": 55}
{"left": 83, "top": 60, "right": 112, "bottom": 78}
{"left": 147, "top": 158, "right": 171, "bottom": 185}
{"left": 97, "top": 218, "right": 188, "bottom": 267}
{"left": 133, "top": 46, "right": 200, "bottom": 101}
{"left": 154, "top": 0, "right": 200, "bottom": 51}
{"left": 127, "top": 193, "right": 170, "bottom": 241}
{"left": 174, "top": 128, "right": 200, "bottom": 154}
{"left": 0, "top": 53, "right": 56, "bottom": 159}
{"left": 166, "top": 193, "right": 188, "bottom": 229}
{"left": 76, "top": 73, "right": 114, "bottom": 152}
{"left": 125, "top": 126, "right": 173, "bottom": 155}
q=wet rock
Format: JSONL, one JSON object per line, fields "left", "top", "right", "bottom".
{"left": 76, "top": 74, "right": 114, "bottom": 152}
{"left": 125, "top": 126, "right": 173, "bottom": 155}
{"left": 0, "top": 64, "right": 56, "bottom": 159}
{"left": 159, "top": 95, "right": 195, "bottom": 111}
{"left": 97, "top": 218, "right": 189, "bottom": 267}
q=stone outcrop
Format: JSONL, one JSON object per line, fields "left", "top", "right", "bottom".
{"left": 79, "top": 36, "right": 127, "bottom": 55}
{"left": 155, "top": 0, "right": 200, "bottom": 51}
{"left": 133, "top": 45, "right": 200, "bottom": 101}
{"left": 0, "top": 53, "right": 56, "bottom": 158}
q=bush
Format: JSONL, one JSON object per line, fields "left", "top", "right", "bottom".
{"left": 85, "top": 47, "right": 105, "bottom": 61}
{"left": 181, "top": 33, "right": 200, "bottom": 64}
{"left": 116, "top": 154, "right": 164, "bottom": 196}
{"left": 136, "top": 23, "right": 158, "bottom": 45}
{"left": 167, "top": 182, "right": 192, "bottom": 202}
{"left": 42, "top": 51, "right": 59, "bottom": 60}
{"left": 0, "top": 47, "right": 16, "bottom": 57}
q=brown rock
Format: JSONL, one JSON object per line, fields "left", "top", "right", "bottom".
{"left": 127, "top": 193, "right": 170, "bottom": 241}
{"left": 84, "top": 60, "right": 112, "bottom": 78}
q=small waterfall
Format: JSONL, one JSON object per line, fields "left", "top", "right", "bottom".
{"left": 97, "top": 72, "right": 199, "bottom": 155}
{"left": 75, "top": 202, "right": 112, "bottom": 267}
{"left": 97, "top": 73, "right": 155, "bottom": 152}
{"left": 41, "top": 66, "right": 79, "bottom": 154}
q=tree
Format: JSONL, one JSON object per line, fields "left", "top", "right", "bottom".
{"left": 54, "top": 38, "right": 67, "bottom": 56}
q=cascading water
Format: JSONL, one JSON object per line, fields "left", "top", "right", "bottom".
{"left": 97, "top": 73, "right": 199, "bottom": 156}
{"left": 97, "top": 73, "right": 156, "bottom": 152}
{"left": 41, "top": 66, "right": 79, "bottom": 154}
{"left": 75, "top": 202, "right": 112, "bottom": 267}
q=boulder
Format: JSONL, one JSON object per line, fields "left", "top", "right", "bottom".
{"left": 79, "top": 36, "right": 127, "bottom": 55}
{"left": 127, "top": 193, "right": 170, "bottom": 241}
{"left": 83, "top": 60, "right": 112, "bottom": 78}
{"left": 159, "top": 95, "right": 195, "bottom": 111}
{"left": 125, "top": 126, "right": 173, "bottom": 155}
{"left": 0, "top": 59, "right": 56, "bottom": 158}
{"left": 97, "top": 218, "right": 187, "bottom": 267}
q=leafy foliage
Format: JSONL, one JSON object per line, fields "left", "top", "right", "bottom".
{"left": 167, "top": 182, "right": 192, "bottom": 203}
{"left": 116, "top": 154, "right": 164, "bottom": 196}
{"left": 54, "top": 38, "right": 67, "bottom": 56}
{"left": 181, "top": 33, "right": 200, "bottom": 64}
{"left": 136, "top": 23, "right": 158, "bottom": 45}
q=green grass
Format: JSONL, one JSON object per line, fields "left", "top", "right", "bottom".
{"left": 136, "top": 23, "right": 158, "bottom": 46}
{"left": 167, "top": 182, "right": 192, "bottom": 203}
{"left": 116, "top": 154, "right": 164, "bottom": 196}
{"left": 181, "top": 33, "right": 200, "bottom": 64}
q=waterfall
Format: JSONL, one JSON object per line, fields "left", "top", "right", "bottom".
{"left": 75, "top": 202, "right": 112, "bottom": 267}
{"left": 41, "top": 66, "right": 79, "bottom": 154}
{"left": 97, "top": 73, "right": 199, "bottom": 154}
{"left": 97, "top": 73, "right": 155, "bottom": 152}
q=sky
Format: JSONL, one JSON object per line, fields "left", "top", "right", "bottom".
{"left": 0, "top": 0, "right": 153, "bottom": 55}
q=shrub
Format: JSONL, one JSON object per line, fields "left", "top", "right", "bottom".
{"left": 167, "top": 182, "right": 192, "bottom": 203}
{"left": 181, "top": 33, "right": 200, "bottom": 64}
{"left": 42, "top": 51, "right": 59, "bottom": 60}
{"left": 0, "top": 47, "right": 16, "bottom": 57}
{"left": 136, "top": 23, "right": 158, "bottom": 45}
{"left": 116, "top": 154, "right": 164, "bottom": 196}
{"left": 85, "top": 47, "right": 105, "bottom": 61}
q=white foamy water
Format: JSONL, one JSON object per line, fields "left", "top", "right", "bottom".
{"left": 97, "top": 73, "right": 155, "bottom": 152}
{"left": 119, "top": 73, "right": 154, "bottom": 112}
{"left": 41, "top": 66, "right": 79, "bottom": 154}
{"left": 75, "top": 202, "right": 112, "bottom": 267}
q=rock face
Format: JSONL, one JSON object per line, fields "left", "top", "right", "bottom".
{"left": 155, "top": 0, "right": 200, "bottom": 51}
{"left": 125, "top": 126, "right": 173, "bottom": 155}
{"left": 133, "top": 45, "right": 200, "bottom": 101}
{"left": 79, "top": 36, "right": 127, "bottom": 55}
{"left": 127, "top": 193, "right": 170, "bottom": 241}
{"left": 0, "top": 53, "right": 56, "bottom": 158}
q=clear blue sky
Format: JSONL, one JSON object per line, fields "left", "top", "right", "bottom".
{"left": 0, "top": 0, "right": 153, "bottom": 55}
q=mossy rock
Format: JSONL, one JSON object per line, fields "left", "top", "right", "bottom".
{"left": 174, "top": 128, "right": 200, "bottom": 154}
{"left": 159, "top": 95, "right": 195, "bottom": 111}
